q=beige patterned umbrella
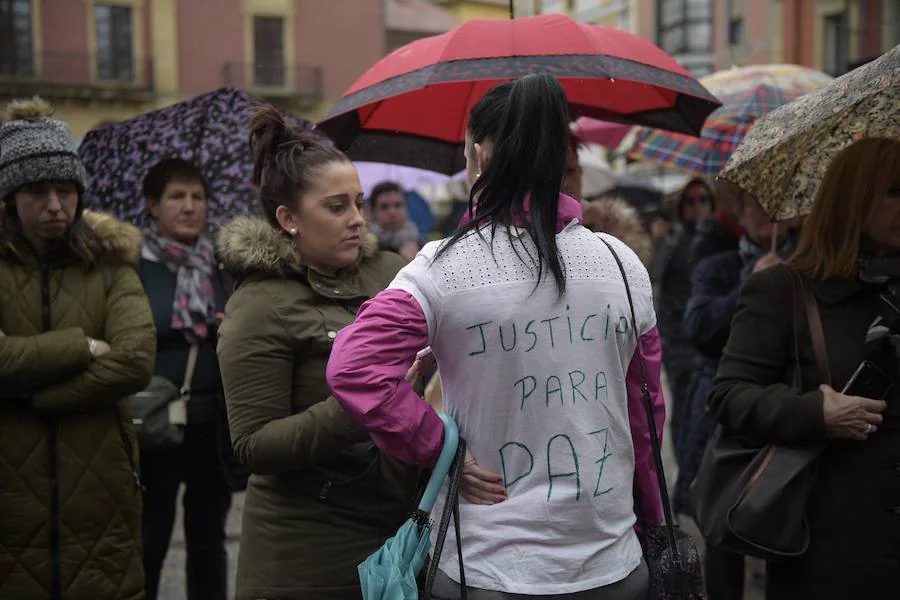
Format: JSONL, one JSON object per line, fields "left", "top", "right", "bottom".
{"left": 720, "top": 44, "right": 900, "bottom": 220}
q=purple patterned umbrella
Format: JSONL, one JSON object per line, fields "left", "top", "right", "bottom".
{"left": 78, "top": 87, "right": 314, "bottom": 234}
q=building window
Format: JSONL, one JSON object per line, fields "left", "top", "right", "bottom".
{"left": 0, "top": 0, "right": 34, "bottom": 77}
{"left": 894, "top": 0, "right": 900, "bottom": 46}
{"left": 95, "top": 4, "right": 134, "bottom": 82}
{"left": 541, "top": 0, "right": 572, "bottom": 14}
{"left": 253, "top": 16, "right": 285, "bottom": 87}
{"left": 824, "top": 11, "right": 849, "bottom": 75}
{"left": 618, "top": 7, "right": 631, "bottom": 31}
{"left": 657, "top": 0, "right": 713, "bottom": 55}
{"left": 729, "top": 17, "right": 744, "bottom": 47}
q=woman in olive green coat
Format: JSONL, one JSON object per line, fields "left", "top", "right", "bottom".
{"left": 216, "top": 106, "right": 420, "bottom": 600}
{"left": 0, "top": 99, "right": 156, "bottom": 600}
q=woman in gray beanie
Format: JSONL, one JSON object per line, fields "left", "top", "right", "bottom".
{"left": 0, "top": 97, "right": 156, "bottom": 600}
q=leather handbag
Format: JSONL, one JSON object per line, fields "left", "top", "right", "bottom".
{"left": 690, "top": 269, "right": 830, "bottom": 561}
{"left": 601, "top": 238, "right": 706, "bottom": 600}
{"left": 128, "top": 344, "right": 199, "bottom": 449}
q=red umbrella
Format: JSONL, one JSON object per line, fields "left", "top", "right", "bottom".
{"left": 572, "top": 118, "right": 632, "bottom": 150}
{"left": 318, "top": 14, "right": 720, "bottom": 174}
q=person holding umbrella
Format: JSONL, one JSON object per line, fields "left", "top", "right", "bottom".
{"left": 215, "top": 105, "right": 421, "bottom": 600}
{"left": 327, "top": 73, "right": 665, "bottom": 599}
{"left": 710, "top": 137, "right": 900, "bottom": 599}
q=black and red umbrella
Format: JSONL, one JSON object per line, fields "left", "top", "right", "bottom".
{"left": 318, "top": 14, "right": 721, "bottom": 174}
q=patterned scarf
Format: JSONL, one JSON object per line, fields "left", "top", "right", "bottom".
{"left": 142, "top": 222, "right": 218, "bottom": 343}
{"left": 370, "top": 220, "right": 420, "bottom": 251}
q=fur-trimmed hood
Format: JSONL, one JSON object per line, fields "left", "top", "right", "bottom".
{"left": 582, "top": 197, "right": 653, "bottom": 267}
{"left": 0, "top": 208, "right": 142, "bottom": 266}
{"left": 216, "top": 216, "right": 379, "bottom": 277}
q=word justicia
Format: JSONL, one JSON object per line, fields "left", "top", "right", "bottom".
{"left": 465, "top": 305, "right": 630, "bottom": 356}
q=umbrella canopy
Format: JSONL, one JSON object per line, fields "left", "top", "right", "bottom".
{"left": 623, "top": 64, "right": 833, "bottom": 176}
{"left": 359, "top": 414, "right": 461, "bottom": 600}
{"left": 356, "top": 162, "right": 452, "bottom": 198}
{"left": 78, "top": 88, "right": 314, "bottom": 234}
{"left": 721, "top": 45, "right": 900, "bottom": 220}
{"left": 573, "top": 118, "right": 631, "bottom": 149}
{"left": 318, "top": 14, "right": 720, "bottom": 174}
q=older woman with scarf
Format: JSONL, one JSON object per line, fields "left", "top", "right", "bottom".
{"left": 138, "top": 158, "right": 235, "bottom": 600}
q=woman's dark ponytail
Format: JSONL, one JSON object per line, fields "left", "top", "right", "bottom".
{"left": 438, "top": 72, "right": 571, "bottom": 298}
{"left": 249, "top": 103, "right": 348, "bottom": 228}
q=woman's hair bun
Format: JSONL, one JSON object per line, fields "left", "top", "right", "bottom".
{"left": 249, "top": 103, "right": 331, "bottom": 187}
{"left": 249, "top": 103, "right": 290, "bottom": 187}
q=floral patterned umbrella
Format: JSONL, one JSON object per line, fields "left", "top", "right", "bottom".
{"left": 78, "top": 88, "right": 314, "bottom": 234}
{"left": 721, "top": 45, "right": 900, "bottom": 220}
{"left": 624, "top": 64, "right": 833, "bottom": 176}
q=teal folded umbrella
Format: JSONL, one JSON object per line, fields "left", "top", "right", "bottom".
{"left": 359, "top": 413, "right": 460, "bottom": 600}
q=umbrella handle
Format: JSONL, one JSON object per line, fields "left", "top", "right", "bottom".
{"left": 417, "top": 413, "right": 460, "bottom": 514}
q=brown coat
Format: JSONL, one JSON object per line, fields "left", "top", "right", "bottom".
{"left": 216, "top": 217, "right": 420, "bottom": 600}
{"left": 581, "top": 197, "right": 653, "bottom": 267}
{"left": 709, "top": 266, "right": 900, "bottom": 599}
{"left": 0, "top": 211, "right": 155, "bottom": 600}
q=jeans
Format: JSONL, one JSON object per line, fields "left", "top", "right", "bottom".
{"left": 141, "top": 421, "right": 233, "bottom": 600}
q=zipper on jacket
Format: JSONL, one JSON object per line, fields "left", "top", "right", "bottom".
{"left": 41, "top": 264, "right": 62, "bottom": 600}
{"left": 319, "top": 480, "right": 333, "bottom": 500}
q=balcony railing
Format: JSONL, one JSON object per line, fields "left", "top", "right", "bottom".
{"left": 221, "top": 62, "right": 322, "bottom": 106}
{"left": 0, "top": 52, "right": 154, "bottom": 101}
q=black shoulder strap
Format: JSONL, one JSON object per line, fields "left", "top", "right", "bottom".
{"left": 599, "top": 237, "right": 680, "bottom": 561}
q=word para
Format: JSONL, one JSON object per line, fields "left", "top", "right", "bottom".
{"left": 514, "top": 370, "right": 608, "bottom": 411}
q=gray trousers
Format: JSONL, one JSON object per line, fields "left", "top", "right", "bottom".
{"left": 430, "top": 558, "right": 649, "bottom": 600}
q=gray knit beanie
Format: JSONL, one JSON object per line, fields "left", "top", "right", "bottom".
{"left": 0, "top": 97, "right": 86, "bottom": 201}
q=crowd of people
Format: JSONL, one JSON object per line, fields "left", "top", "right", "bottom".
{"left": 0, "top": 69, "right": 898, "bottom": 600}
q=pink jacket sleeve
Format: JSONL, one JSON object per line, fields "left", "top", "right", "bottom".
{"left": 626, "top": 325, "right": 666, "bottom": 531}
{"left": 326, "top": 289, "right": 445, "bottom": 467}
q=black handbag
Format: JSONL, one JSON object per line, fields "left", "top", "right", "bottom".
{"left": 127, "top": 344, "right": 198, "bottom": 449}
{"left": 690, "top": 268, "right": 830, "bottom": 561}
{"left": 601, "top": 238, "right": 706, "bottom": 600}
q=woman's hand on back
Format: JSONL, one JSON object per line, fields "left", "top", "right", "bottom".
{"left": 821, "top": 384, "right": 887, "bottom": 440}
{"left": 400, "top": 241, "right": 419, "bottom": 263}
{"left": 405, "top": 353, "right": 436, "bottom": 385}
{"left": 460, "top": 449, "right": 506, "bottom": 505}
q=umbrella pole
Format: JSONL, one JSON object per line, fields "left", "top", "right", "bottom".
{"left": 771, "top": 222, "right": 779, "bottom": 254}
{"left": 509, "top": 0, "right": 514, "bottom": 19}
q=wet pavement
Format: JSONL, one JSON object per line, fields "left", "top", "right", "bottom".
{"left": 158, "top": 489, "right": 243, "bottom": 600}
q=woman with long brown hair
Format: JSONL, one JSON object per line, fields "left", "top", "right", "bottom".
{"left": 216, "top": 106, "right": 420, "bottom": 599}
{"left": 709, "top": 137, "right": 900, "bottom": 599}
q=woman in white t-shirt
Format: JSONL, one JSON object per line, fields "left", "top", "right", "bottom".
{"left": 327, "top": 73, "right": 664, "bottom": 599}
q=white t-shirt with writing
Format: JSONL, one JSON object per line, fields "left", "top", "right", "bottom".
{"left": 389, "top": 223, "right": 657, "bottom": 595}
